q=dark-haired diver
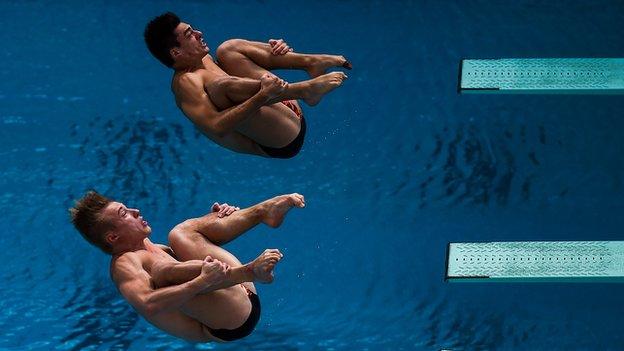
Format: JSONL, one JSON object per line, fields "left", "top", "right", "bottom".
{"left": 70, "top": 191, "right": 305, "bottom": 342}
{"left": 144, "top": 12, "right": 351, "bottom": 158}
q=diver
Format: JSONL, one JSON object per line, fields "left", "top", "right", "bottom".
{"left": 69, "top": 191, "right": 305, "bottom": 342}
{"left": 144, "top": 12, "right": 351, "bottom": 158}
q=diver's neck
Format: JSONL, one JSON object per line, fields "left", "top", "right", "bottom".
{"left": 112, "top": 238, "right": 149, "bottom": 256}
{"left": 174, "top": 57, "right": 205, "bottom": 72}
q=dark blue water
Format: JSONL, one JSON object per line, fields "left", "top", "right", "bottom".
{"left": 1, "top": 1, "right": 624, "bottom": 349}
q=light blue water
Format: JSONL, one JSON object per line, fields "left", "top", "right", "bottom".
{"left": 1, "top": 1, "right": 624, "bottom": 350}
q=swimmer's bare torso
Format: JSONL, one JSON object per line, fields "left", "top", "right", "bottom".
{"left": 172, "top": 54, "right": 305, "bottom": 155}
{"left": 110, "top": 238, "right": 255, "bottom": 341}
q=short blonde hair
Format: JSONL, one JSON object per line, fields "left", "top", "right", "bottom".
{"left": 69, "top": 190, "right": 114, "bottom": 254}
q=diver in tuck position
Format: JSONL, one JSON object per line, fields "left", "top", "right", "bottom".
{"left": 69, "top": 191, "right": 305, "bottom": 342}
{"left": 144, "top": 12, "right": 351, "bottom": 158}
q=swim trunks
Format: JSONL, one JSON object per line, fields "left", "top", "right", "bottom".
{"left": 258, "top": 100, "right": 306, "bottom": 159}
{"left": 207, "top": 285, "right": 261, "bottom": 341}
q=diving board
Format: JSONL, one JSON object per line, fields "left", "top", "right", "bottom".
{"left": 458, "top": 58, "right": 624, "bottom": 94}
{"left": 445, "top": 241, "right": 624, "bottom": 282}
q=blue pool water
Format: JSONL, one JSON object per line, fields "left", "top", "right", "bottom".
{"left": 1, "top": 1, "right": 624, "bottom": 349}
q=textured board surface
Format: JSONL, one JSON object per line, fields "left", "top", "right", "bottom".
{"left": 446, "top": 241, "right": 624, "bottom": 282}
{"left": 459, "top": 58, "right": 624, "bottom": 94}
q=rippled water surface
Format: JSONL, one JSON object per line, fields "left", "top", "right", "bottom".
{"left": 1, "top": 1, "right": 624, "bottom": 350}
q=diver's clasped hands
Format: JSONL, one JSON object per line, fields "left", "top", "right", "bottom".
{"left": 199, "top": 255, "right": 230, "bottom": 288}
{"left": 259, "top": 73, "right": 289, "bottom": 101}
{"left": 262, "top": 38, "right": 292, "bottom": 101}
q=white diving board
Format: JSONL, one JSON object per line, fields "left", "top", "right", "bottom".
{"left": 445, "top": 241, "right": 624, "bottom": 282}
{"left": 458, "top": 58, "right": 624, "bottom": 94}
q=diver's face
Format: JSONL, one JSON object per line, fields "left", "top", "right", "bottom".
{"left": 172, "top": 22, "right": 209, "bottom": 60}
{"left": 101, "top": 201, "right": 151, "bottom": 245}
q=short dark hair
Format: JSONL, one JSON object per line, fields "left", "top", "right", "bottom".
{"left": 144, "top": 12, "right": 181, "bottom": 68}
{"left": 69, "top": 190, "right": 114, "bottom": 254}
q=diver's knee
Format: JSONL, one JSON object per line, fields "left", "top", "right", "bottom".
{"left": 168, "top": 221, "right": 194, "bottom": 247}
{"left": 168, "top": 217, "right": 220, "bottom": 247}
{"left": 216, "top": 39, "right": 248, "bottom": 61}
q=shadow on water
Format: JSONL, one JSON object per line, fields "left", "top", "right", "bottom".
{"left": 388, "top": 120, "right": 566, "bottom": 209}
{"left": 68, "top": 114, "right": 205, "bottom": 212}
{"left": 60, "top": 278, "right": 138, "bottom": 351}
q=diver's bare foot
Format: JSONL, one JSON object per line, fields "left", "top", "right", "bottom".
{"left": 262, "top": 193, "right": 305, "bottom": 228}
{"left": 250, "top": 249, "right": 283, "bottom": 283}
{"left": 306, "top": 55, "right": 351, "bottom": 78}
{"left": 303, "top": 72, "right": 348, "bottom": 106}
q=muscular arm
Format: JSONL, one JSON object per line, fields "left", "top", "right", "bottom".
{"left": 154, "top": 244, "right": 176, "bottom": 258}
{"left": 112, "top": 253, "right": 208, "bottom": 317}
{"left": 175, "top": 74, "right": 268, "bottom": 155}
{"left": 152, "top": 257, "right": 255, "bottom": 292}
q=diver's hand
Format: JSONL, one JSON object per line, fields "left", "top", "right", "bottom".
{"left": 269, "top": 39, "right": 293, "bottom": 55}
{"left": 259, "top": 73, "right": 288, "bottom": 100}
{"left": 211, "top": 202, "right": 240, "bottom": 218}
{"left": 199, "top": 256, "right": 229, "bottom": 288}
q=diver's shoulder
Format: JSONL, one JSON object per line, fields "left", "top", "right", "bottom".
{"left": 173, "top": 70, "right": 201, "bottom": 85}
{"left": 109, "top": 250, "right": 151, "bottom": 279}
{"left": 172, "top": 70, "right": 204, "bottom": 94}
{"left": 111, "top": 251, "right": 141, "bottom": 267}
